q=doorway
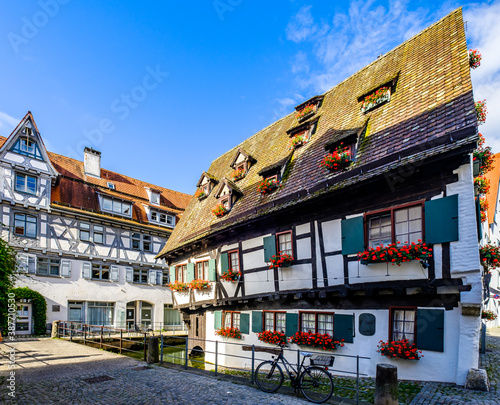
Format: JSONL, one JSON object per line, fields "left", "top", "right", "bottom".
{"left": 15, "top": 303, "right": 32, "bottom": 335}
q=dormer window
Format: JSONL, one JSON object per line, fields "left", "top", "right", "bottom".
{"left": 214, "top": 178, "right": 242, "bottom": 213}
{"left": 150, "top": 210, "right": 175, "bottom": 227}
{"left": 286, "top": 119, "right": 318, "bottom": 148}
{"left": 229, "top": 149, "right": 256, "bottom": 181}
{"left": 11, "top": 138, "right": 43, "bottom": 160}
{"left": 294, "top": 95, "right": 324, "bottom": 122}
{"left": 100, "top": 196, "right": 132, "bottom": 217}
{"left": 107, "top": 182, "right": 115, "bottom": 190}
{"left": 196, "top": 172, "right": 218, "bottom": 199}
{"left": 150, "top": 191, "right": 160, "bottom": 205}
{"left": 359, "top": 76, "right": 398, "bottom": 113}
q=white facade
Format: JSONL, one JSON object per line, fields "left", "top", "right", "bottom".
{"left": 1, "top": 114, "right": 183, "bottom": 334}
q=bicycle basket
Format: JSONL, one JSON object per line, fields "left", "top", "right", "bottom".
{"left": 310, "top": 355, "right": 334, "bottom": 367}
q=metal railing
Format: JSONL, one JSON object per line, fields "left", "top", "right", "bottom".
{"left": 59, "top": 323, "right": 370, "bottom": 404}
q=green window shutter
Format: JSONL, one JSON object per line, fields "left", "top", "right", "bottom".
{"left": 240, "top": 313, "right": 250, "bottom": 334}
{"left": 169, "top": 265, "right": 176, "bottom": 283}
{"left": 416, "top": 309, "right": 444, "bottom": 352}
{"left": 476, "top": 196, "right": 482, "bottom": 241}
{"left": 425, "top": 195, "right": 459, "bottom": 244}
{"left": 341, "top": 217, "right": 364, "bottom": 255}
{"left": 214, "top": 311, "right": 222, "bottom": 329}
{"left": 334, "top": 314, "right": 354, "bottom": 343}
{"left": 252, "top": 311, "right": 263, "bottom": 333}
{"left": 186, "top": 263, "right": 195, "bottom": 282}
{"left": 221, "top": 253, "right": 229, "bottom": 274}
{"left": 208, "top": 259, "right": 216, "bottom": 281}
{"left": 285, "top": 313, "right": 298, "bottom": 337}
{"left": 263, "top": 235, "right": 277, "bottom": 262}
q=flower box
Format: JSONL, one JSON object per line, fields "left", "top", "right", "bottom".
{"left": 257, "top": 178, "right": 279, "bottom": 194}
{"left": 187, "top": 279, "right": 211, "bottom": 290}
{"left": 480, "top": 197, "right": 488, "bottom": 223}
{"left": 296, "top": 104, "right": 316, "bottom": 121}
{"left": 215, "top": 327, "right": 242, "bottom": 339}
{"left": 195, "top": 189, "right": 207, "bottom": 200}
{"left": 474, "top": 176, "right": 490, "bottom": 195}
{"left": 358, "top": 241, "right": 432, "bottom": 266}
{"left": 476, "top": 100, "right": 487, "bottom": 125}
{"left": 212, "top": 204, "right": 228, "bottom": 218}
{"left": 469, "top": 49, "right": 482, "bottom": 69}
{"left": 473, "top": 134, "right": 494, "bottom": 175}
{"left": 168, "top": 281, "right": 189, "bottom": 292}
{"left": 290, "top": 134, "right": 306, "bottom": 149}
{"left": 257, "top": 330, "right": 287, "bottom": 345}
{"left": 480, "top": 244, "right": 500, "bottom": 269}
{"left": 268, "top": 252, "right": 293, "bottom": 269}
{"left": 482, "top": 310, "right": 497, "bottom": 321}
{"left": 361, "top": 87, "right": 390, "bottom": 113}
{"left": 221, "top": 269, "right": 241, "bottom": 282}
{"left": 231, "top": 168, "right": 246, "bottom": 181}
{"left": 320, "top": 144, "right": 352, "bottom": 171}
{"left": 289, "top": 331, "right": 344, "bottom": 351}
{"left": 377, "top": 339, "right": 422, "bottom": 360}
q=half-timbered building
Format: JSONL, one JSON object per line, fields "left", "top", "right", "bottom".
{"left": 157, "top": 9, "right": 482, "bottom": 384}
{"left": 1, "top": 112, "right": 191, "bottom": 334}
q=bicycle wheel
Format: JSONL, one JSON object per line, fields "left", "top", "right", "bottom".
{"left": 299, "top": 366, "right": 333, "bottom": 403}
{"left": 254, "top": 361, "right": 284, "bottom": 393}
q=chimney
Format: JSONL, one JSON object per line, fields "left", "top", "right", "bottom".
{"left": 84, "top": 147, "right": 101, "bottom": 178}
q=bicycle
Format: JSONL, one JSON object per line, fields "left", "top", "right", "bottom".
{"left": 254, "top": 344, "right": 334, "bottom": 403}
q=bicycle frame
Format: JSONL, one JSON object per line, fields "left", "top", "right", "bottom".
{"left": 270, "top": 347, "right": 309, "bottom": 388}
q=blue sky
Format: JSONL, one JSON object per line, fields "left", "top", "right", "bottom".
{"left": 0, "top": 0, "right": 498, "bottom": 195}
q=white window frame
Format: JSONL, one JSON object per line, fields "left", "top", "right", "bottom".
{"left": 99, "top": 195, "right": 132, "bottom": 218}
{"left": 15, "top": 173, "right": 37, "bottom": 195}
{"left": 150, "top": 210, "right": 175, "bottom": 227}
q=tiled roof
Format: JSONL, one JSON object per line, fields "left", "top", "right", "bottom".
{"left": 0, "top": 136, "right": 191, "bottom": 230}
{"left": 485, "top": 153, "right": 500, "bottom": 225}
{"left": 158, "top": 8, "right": 477, "bottom": 257}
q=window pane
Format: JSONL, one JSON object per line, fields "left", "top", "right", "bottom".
{"left": 112, "top": 200, "right": 122, "bottom": 214}
{"left": 318, "top": 314, "right": 333, "bottom": 335}
{"left": 408, "top": 206, "right": 421, "bottom": 221}
{"left": 38, "top": 258, "right": 48, "bottom": 275}
{"left": 230, "top": 252, "right": 239, "bottom": 271}
{"left": 224, "top": 313, "right": 232, "bottom": 328}
{"left": 233, "top": 313, "right": 240, "bottom": 329}
{"left": 159, "top": 214, "right": 166, "bottom": 223}
{"left": 122, "top": 203, "right": 131, "bottom": 215}
{"left": 143, "top": 241, "right": 151, "bottom": 251}
{"left": 26, "top": 222, "right": 36, "bottom": 238}
{"left": 94, "top": 233, "right": 104, "bottom": 244}
{"left": 278, "top": 233, "right": 293, "bottom": 255}
{"left": 167, "top": 216, "right": 173, "bottom": 225}
{"left": 50, "top": 260, "right": 60, "bottom": 276}
{"left": 101, "top": 266, "right": 110, "bottom": 280}
{"left": 151, "top": 212, "right": 157, "bottom": 221}
{"left": 264, "top": 313, "right": 274, "bottom": 331}
{"left": 27, "top": 176, "right": 36, "bottom": 194}
{"left": 15, "top": 175, "right": 25, "bottom": 192}
{"left": 103, "top": 198, "right": 112, "bottom": 211}
{"left": 302, "top": 313, "right": 316, "bottom": 333}
{"left": 276, "top": 313, "right": 286, "bottom": 332}
{"left": 80, "top": 230, "right": 90, "bottom": 241}
{"left": 80, "top": 222, "right": 90, "bottom": 230}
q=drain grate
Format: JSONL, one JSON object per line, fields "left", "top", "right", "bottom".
{"left": 132, "top": 366, "right": 152, "bottom": 371}
{"left": 82, "top": 375, "right": 114, "bottom": 384}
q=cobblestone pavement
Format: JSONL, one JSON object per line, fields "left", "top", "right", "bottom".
{"left": 0, "top": 338, "right": 313, "bottom": 405}
{"left": 409, "top": 328, "right": 500, "bottom": 405}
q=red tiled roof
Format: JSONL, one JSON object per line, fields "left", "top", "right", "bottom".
{"left": 0, "top": 135, "right": 191, "bottom": 230}
{"left": 485, "top": 154, "right": 500, "bottom": 225}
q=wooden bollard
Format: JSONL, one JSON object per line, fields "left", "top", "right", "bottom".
{"left": 147, "top": 336, "right": 159, "bottom": 364}
{"left": 374, "top": 364, "right": 398, "bottom": 405}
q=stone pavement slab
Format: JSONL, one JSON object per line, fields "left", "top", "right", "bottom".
{"left": 0, "top": 338, "right": 312, "bottom": 405}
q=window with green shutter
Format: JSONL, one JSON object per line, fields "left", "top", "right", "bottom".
{"left": 220, "top": 252, "right": 229, "bottom": 274}
{"left": 334, "top": 314, "right": 354, "bottom": 343}
{"left": 341, "top": 217, "right": 364, "bottom": 255}
{"left": 208, "top": 259, "right": 217, "bottom": 281}
{"left": 240, "top": 313, "right": 250, "bottom": 334}
{"left": 252, "top": 311, "right": 263, "bottom": 333}
{"left": 416, "top": 309, "right": 444, "bottom": 352}
{"left": 425, "top": 195, "right": 459, "bottom": 244}
{"left": 263, "top": 235, "right": 277, "bottom": 262}
{"left": 214, "top": 311, "right": 222, "bottom": 329}
{"left": 186, "top": 263, "right": 195, "bottom": 282}
{"left": 285, "top": 313, "right": 298, "bottom": 337}
{"left": 169, "top": 265, "right": 176, "bottom": 283}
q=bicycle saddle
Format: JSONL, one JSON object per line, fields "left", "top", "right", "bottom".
{"left": 300, "top": 351, "right": 313, "bottom": 357}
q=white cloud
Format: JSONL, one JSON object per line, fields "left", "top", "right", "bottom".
{"left": 466, "top": 1, "right": 500, "bottom": 153}
{"left": 0, "top": 111, "right": 20, "bottom": 133}
{"left": 285, "top": 1, "right": 459, "bottom": 93}
{"left": 286, "top": 5, "right": 318, "bottom": 43}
